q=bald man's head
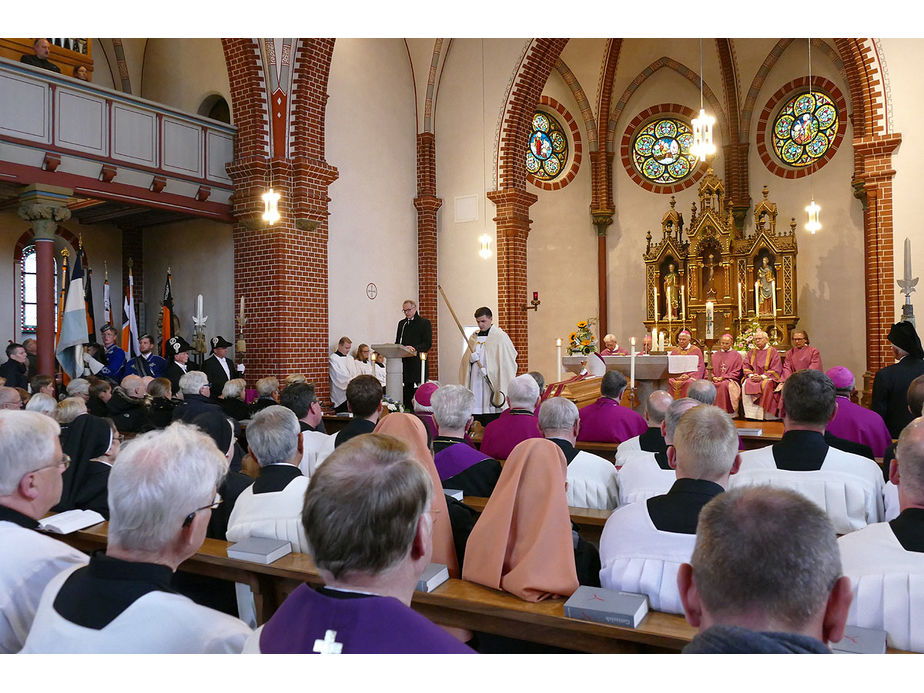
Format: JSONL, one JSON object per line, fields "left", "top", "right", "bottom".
{"left": 646, "top": 390, "right": 673, "bottom": 425}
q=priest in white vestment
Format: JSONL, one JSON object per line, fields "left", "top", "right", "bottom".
{"left": 459, "top": 306, "right": 517, "bottom": 421}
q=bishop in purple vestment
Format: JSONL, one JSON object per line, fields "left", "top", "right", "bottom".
{"left": 479, "top": 374, "right": 542, "bottom": 460}
{"left": 825, "top": 366, "right": 892, "bottom": 459}
{"left": 577, "top": 370, "right": 647, "bottom": 443}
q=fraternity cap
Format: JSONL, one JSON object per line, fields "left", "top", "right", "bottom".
{"left": 167, "top": 336, "right": 192, "bottom": 355}
{"left": 888, "top": 321, "right": 924, "bottom": 359}
{"left": 139, "top": 333, "right": 154, "bottom": 342}
{"left": 825, "top": 366, "right": 854, "bottom": 390}
{"left": 210, "top": 335, "right": 233, "bottom": 351}
{"left": 414, "top": 382, "right": 439, "bottom": 408}
{"left": 99, "top": 323, "right": 116, "bottom": 334}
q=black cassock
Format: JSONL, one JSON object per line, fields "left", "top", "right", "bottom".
{"left": 395, "top": 314, "right": 432, "bottom": 408}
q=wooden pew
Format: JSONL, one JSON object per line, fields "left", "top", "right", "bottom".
{"left": 58, "top": 521, "right": 694, "bottom": 653}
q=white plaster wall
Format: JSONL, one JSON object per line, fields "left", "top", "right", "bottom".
{"left": 0, "top": 210, "right": 122, "bottom": 361}
{"left": 434, "top": 38, "right": 530, "bottom": 383}
{"left": 326, "top": 38, "right": 418, "bottom": 355}
{"left": 141, "top": 219, "right": 235, "bottom": 359}
{"left": 141, "top": 39, "right": 231, "bottom": 119}
{"left": 882, "top": 39, "right": 924, "bottom": 331}
{"left": 744, "top": 40, "right": 864, "bottom": 379}
{"left": 527, "top": 69, "right": 596, "bottom": 383}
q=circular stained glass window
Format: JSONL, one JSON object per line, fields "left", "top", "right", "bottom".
{"left": 772, "top": 91, "right": 839, "bottom": 168}
{"left": 632, "top": 118, "right": 697, "bottom": 185}
{"left": 526, "top": 111, "right": 568, "bottom": 181}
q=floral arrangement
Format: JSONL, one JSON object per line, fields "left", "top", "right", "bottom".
{"left": 381, "top": 396, "right": 404, "bottom": 414}
{"left": 568, "top": 319, "right": 597, "bottom": 355}
{"left": 733, "top": 319, "right": 763, "bottom": 352}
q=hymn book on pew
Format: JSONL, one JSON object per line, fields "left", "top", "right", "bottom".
{"left": 38, "top": 509, "right": 106, "bottom": 534}
{"left": 416, "top": 563, "right": 450, "bottom": 592}
{"left": 226, "top": 537, "right": 293, "bottom": 564}
{"left": 830, "top": 625, "right": 888, "bottom": 654}
{"left": 564, "top": 586, "right": 649, "bottom": 628}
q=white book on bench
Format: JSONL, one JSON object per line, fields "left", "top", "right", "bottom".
{"left": 227, "top": 537, "right": 292, "bottom": 564}
{"left": 564, "top": 585, "right": 649, "bottom": 628}
{"left": 416, "top": 563, "right": 450, "bottom": 592}
{"left": 38, "top": 509, "right": 105, "bottom": 534}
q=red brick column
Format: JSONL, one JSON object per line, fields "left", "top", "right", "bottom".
{"left": 487, "top": 188, "right": 537, "bottom": 375}
{"left": 414, "top": 132, "right": 441, "bottom": 380}
{"left": 854, "top": 133, "right": 902, "bottom": 404}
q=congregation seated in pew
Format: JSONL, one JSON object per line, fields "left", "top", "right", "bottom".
{"left": 479, "top": 374, "right": 542, "bottom": 460}
{"left": 21, "top": 422, "right": 252, "bottom": 653}
{"left": 615, "top": 389, "right": 671, "bottom": 459}
{"left": 600, "top": 404, "right": 740, "bottom": 613}
{"left": 616, "top": 397, "right": 700, "bottom": 506}
{"left": 731, "top": 369, "right": 884, "bottom": 534}
{"left": 577, "top": 369, "right": 647, "bottom": 444}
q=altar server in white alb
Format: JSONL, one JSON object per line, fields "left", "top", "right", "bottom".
{"left": 21, "top": 422, "right": 252, "bottom": 653}
{"left": 599, "top": 405, "right": 740, "bottom": 613}
{"left": 0, "top": 410, "right": 88, "bottom": 653}
{"left": 460, "top": 307, "right": 517, "bottom": 423}
{"left": 538, "top": 397, "right": 618, "bottom": 510}
{"left": 838, "top": 416, "right": 924, "bottom": 653}
{"left": 731, "top": 369, "right": 884, "bottom": 534}
{"left": 329, "top": 336, "right": 357, "bottom": 413}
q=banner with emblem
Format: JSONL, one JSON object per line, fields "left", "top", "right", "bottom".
{"left": 160, "top": 271, "right": 174, "bottom": 357}
{"left": 56, "top": 254, "right": 89, "bottom": 379}
{"left": 121, "top": 264, "right": 141, "bottom": 358}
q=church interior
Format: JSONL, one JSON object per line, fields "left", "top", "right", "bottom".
{"left": 2, "top": 35, "right": 920, "bottom": 403}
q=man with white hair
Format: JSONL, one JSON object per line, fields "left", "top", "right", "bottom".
{"left": 250, "top": 377, "right": 280, "bottom": 416}
{"left": 479, "top": 373, "right": 541, "bottom": 460}
{"left": 431, "top": 384, "right": 501, "bottom": 497}
{"left": 600, "top": 405, "right": 741, "bottom": 613}
{"left": 616, "top": 397, "right": 701, "bottom": 505}
{"left": 65, "top": 378, "right": 90, "bottom": 401}
{"left": 577, "top": 370, "right": 647, "bottom": 444}
{"left": 226, "top": 405, "right": 310, "bottom": 553}
{"left": 742, "top": 329, "right": 783, "bottom": 420}
{"left": 106, "top": 374, "right": 149, "bottom": 432}
{"left": 0, "top": 410, "right": 88, "bottom": 653}
{"left": 838, "top": 417, "right": 924, "bottom": 652}
{"left": 244, "top": 434, "right": 473, "bottom": 653}
{"left": 540, "top": 397, "right": 617, "bottom": 510}
{"left": 172, "top": 370, "right": 222, "bottom": 423}
{"left": 668, "top": 330, "right": 705, "bottom": 399}
{"left": 678, "top": 486, "right": 851, "bottom": 653}
{"left": 21, "top": 422, "right": 251, "bottom": 653}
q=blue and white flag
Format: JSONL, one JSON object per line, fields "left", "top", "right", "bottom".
{"left": 55, "top": 258, "right": 89, "bottom": 379}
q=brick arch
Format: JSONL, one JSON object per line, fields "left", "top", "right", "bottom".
{"left": 606, "top": 56, "right": 729, "bottom": 156}
{"left": 13, "top": 226, "right": 82, "bottom": 261}
{"left": 490, "top": 38, "right": 569, "bottom": 374}
{"left": 221, "top": 39, "right": 270, "bottom": 162}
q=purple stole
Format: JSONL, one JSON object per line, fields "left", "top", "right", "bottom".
{"left": 435, "top": 442, "right": 490, "bottom": 481}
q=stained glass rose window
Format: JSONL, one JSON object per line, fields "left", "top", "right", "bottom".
{"left": 632, "top": 118, "right": 697, "bottom": 185}
{"left": 526, "top": 111, "right": 568, "bottom": 181}
{"left": 772, "top": 91, "right": 839, "bottom": 167}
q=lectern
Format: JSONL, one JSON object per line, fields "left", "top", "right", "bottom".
{"left": 371, "top": 343, "right": 415, "bottom": 403}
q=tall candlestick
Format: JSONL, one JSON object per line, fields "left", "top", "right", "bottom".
{"left": 680, "top": 285, "right": 686, "bottom": 321}
{"left": 556, "top": 338, "right": 562, "bottom": 380}
{"left": 754, "top": 281, "right": 760, "bottom": 317}
{"left": 420, "top": 352, "right": 427, "bottom": 384}
{"left": 630, "top": 337, "right": 636, "bottom": 388}
{"left": 197, "top": 294, "right": 203, "bottom": 318}
{"left": 771, "top": 280, "right": 777, "bottom": 316}
{"left": 905, "top": 237, "right": 913, "bottom": 283}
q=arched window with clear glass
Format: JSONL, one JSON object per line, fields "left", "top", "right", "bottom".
{"left": 20, "top": 245, "right": 58, "bottom": 334}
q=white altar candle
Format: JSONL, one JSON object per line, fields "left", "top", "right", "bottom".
{"left": 680, "top": 285, "right": 686, "bottom": 321}
{"left": 652, "top": 328, "right": 658, "bottom": 351}
{"left": 666, "top": 286, "right": 673, "bottom": 320}
{"left": 630, "top": 337, "right": 636, "bottom": 388}
{"left": 737, "top": 281, "right": 743, "bottom": 317}
{"left": 771, "top": 280, "right": 777, "bottom": 315}
{"left": 659, "top": 332, "right": 666, "bottom": 352}
{"left": 197, "top": 294, "right": 203, "bottom": 317}
{"left": 653, "top": 285, "right": 659, "bottom": 321}
{"left": 754, "top": 281, "right": 760, "bottom": 317}
{"left": 556, "top": 338, "right": 562, "bottom": 380}
{"left": 420, "top": 352, "right": 426, "bottom": 384}
{"left": 370, "top": 351, "right": 376, "bottom": 372}
{"left": 705, "top": 301, "right": 714, "bottom": 339}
